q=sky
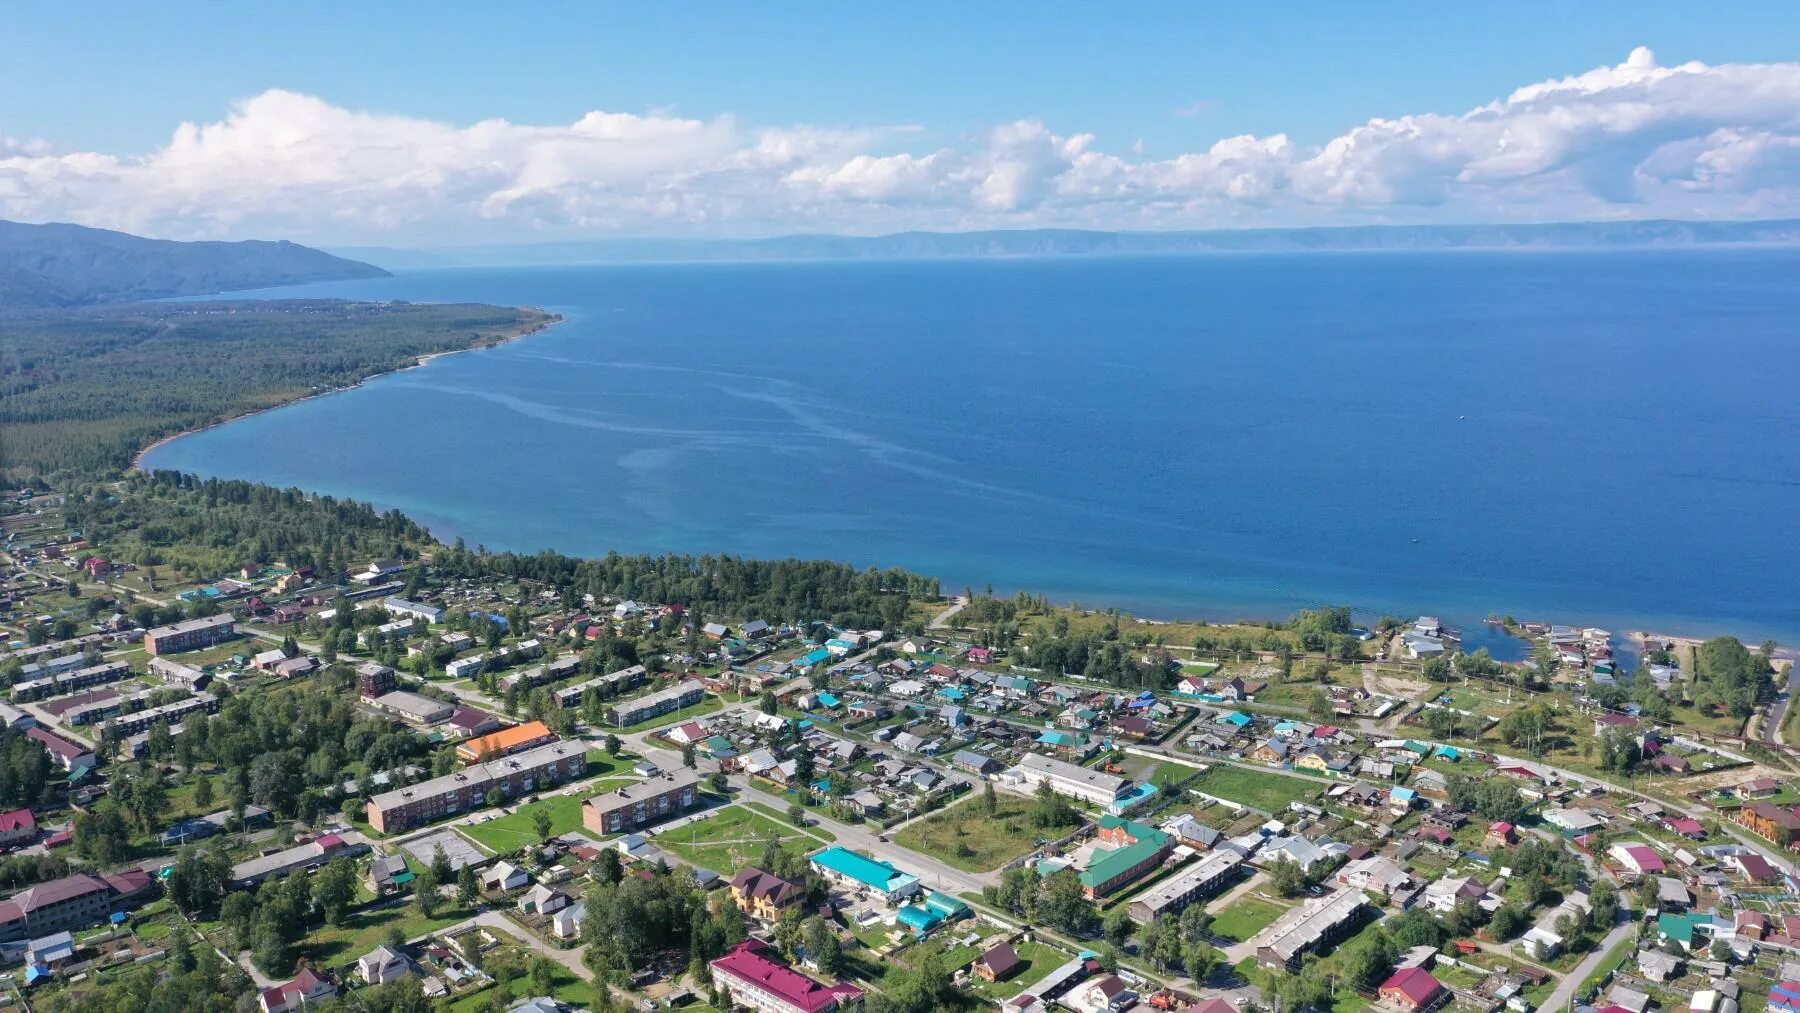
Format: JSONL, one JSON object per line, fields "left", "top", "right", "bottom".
{"left": 4, "top": 3, "right": 1800, "bottom": 245}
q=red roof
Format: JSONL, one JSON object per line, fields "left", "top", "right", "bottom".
{"left": 1737, "top": 853, "right": 1779, "bottom": 882}
{"left": 1664, "top": 818, "right": 1705, "bottom": 836}
{"left": 1380, "top": 967, "right": 1444, "bottom": 1006}
{"left": 0, "top": 809, "right": 36, "bottom": 833}
{"left": 1616, "top": 845, "right": 1665, "bottom": 872}
{"left": 24, "top": 728, "right": 88, "bottom": 761}
{"left": 710, "top": 940, "right": 863, "bottom": 1013}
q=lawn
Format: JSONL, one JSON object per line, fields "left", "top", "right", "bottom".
{"left": 1210, "top": 897, "right": 1286, "bottom": 941}
{"left": 893, "top": 795, "right": 1047, "bottom": 872}
{"left": 628, "top": 694, "right": 725, "bottom": 733}
{"left": 459, "top": 776, "right": 638, "bottom": 853}
{"left": 659, "top": 805, "right": 826, "bottom": 873}
{"left": 1188, "top": 764, "right": 1322, "bottom": 812}
{"left": 964, "top": 939, "right": 1075, "bottom": 1000}
{"left": 300, "top": 900, "right": 476, "bottom": 966}
{"left": 743, "top": 801, "right": 838, "bottom": 842}
{"left": 446, "top": 951, "right": 596, "bottom": 1012}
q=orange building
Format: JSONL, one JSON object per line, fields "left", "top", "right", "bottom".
{"left": 455, "top": 720, "right": 558, "bottom": 763}
{"left": 1740, "top": 802, "right": 1800, "bottom": 846}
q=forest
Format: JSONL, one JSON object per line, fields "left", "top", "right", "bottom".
{"left": 0, "top": 299, "right": 553, "bottom": 480}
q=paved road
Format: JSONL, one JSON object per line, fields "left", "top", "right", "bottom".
{"left": 1763, "top": 662, "right": 1800, "bottom": 745}
{"left": 620, "top": 705, "right": 1001, "bottom": 894}
{"left": 1542, "top": 918, "right": 1634, "bottom": 1012}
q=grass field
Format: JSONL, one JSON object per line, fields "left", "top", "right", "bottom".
{"left": 659, "top": 805, "right": 826, "bottom": 873}
{"left": 1210, "top": 896, "right": 1286, "bottom": 941}
{"left": 631, "top": 694, "right": 725, "bottom": 733}
{"left": 965, "top": 939, "right": 1074, "bottom": 999}
{"left": 1189, "top": 764, "right": 1322, "bottom": 812}
{"left": 300, "top": 900, "right": 477, "bottom": 966}
{"left": 458, "top": 776, "right": 638, "bottom": 853}
{"left": 893, "top": 795, "right": 1046, "bottom": 872}
{"left": 743, "top": 801, "right": 838, "bottom": 842}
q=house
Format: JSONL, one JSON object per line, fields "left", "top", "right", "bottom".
{"left": 259, "top": 968, "right": 338, "bottom": 1013}
{"left": 551, "top": 900, "right": 588, "bottom": 940}
{"left": 446, "top": 707, "right": 503, "bottom": 739}
{"left": 1522, "top": 893, "right": 1593, "bottom": 959}
{"left": 1610, "top": 844, "right": 1667, "bottom": 876}
{"left": 1422, "top": 874, "right": 1495, "bottom": 914}
{"left": 1484, "top": 822, "right": 1516, "bottom": 849}
{"left": 358, "top": 945, "right": 410, "bottom": 985}
{"left": 1638, "top": 950, "right": 1682, "bottom": 983}
{"left": 1260, "top": 835, "right": 1331, "bottom": 875}
{"left": 1662, "top": 817, "right": 1707, "bottom": 840}
{"left": 1336, "top": 856, "right": 1412, "bottom": 898}
{"left": 366, "top": 855, "right": 412, "bottom": 895}
{"left": 1379, "top": 967, "right": 1447, "bottom": 1011}
{"left": 1739, "top": 778, "right": 1781, "bottom": 799}
{"left": 1739, "top": 802, "right": 1800, "bottom": 845}
{"left": 518, "top": 884, "right": 569, "bottom": 915}
{"left": 976, "top": 942, "right": 1023, "bottom": 982}
{"left": 483, "top": 862, "right": 530, "bottom": 892}
{"left": 731, "top": 867, "right": 807, "bottom": 921}
{"left": 0, "top": 808, "right": 37, "bottom": 847}
{"left": 1733, "top": 853, "right": 1779, "bottom": 884}
{"left": 1163, "top": 814, "right": 1222, "bottom": 850}
{"left": 1071, "top": 975, "right": 1137, "bottom": 1013}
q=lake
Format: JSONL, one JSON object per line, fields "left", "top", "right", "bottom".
{"left": 143, "top": 249, "right": 1800, "bottom": 641}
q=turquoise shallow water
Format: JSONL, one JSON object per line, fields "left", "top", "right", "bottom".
{"left": 145, "top": 249, "right": 1800, "bottom": 641}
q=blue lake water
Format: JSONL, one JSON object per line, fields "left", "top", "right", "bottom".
{"left": 144, "top": 250, "right": 1800, "bottom": 641}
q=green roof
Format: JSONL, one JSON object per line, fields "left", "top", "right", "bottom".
{"left": 1081, "top": 817, "right": 1171, "bottom": 889}
{"left": 1657, "top": 912, "right": 1711, "bottom": 943}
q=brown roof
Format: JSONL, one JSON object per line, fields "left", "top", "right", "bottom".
{"left": 979, "top": 942, "right": 1022, "bottom": 977}
{"left": 730, "top": 867, "right": 805, "bottom": 907}
{"left": 1748, "top": 802, "right": 1800, "bottom": 830}
{"left": 14, "top": 873, "right": 109, "bottom": 913}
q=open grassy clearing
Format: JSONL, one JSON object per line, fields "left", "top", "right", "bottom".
{"left": 658, "top": 805, "right": 825, "bottom": 873}
{"left": 1188, "top": 764, "right": 1322, "bottom": 812}
{"left": 1209, "top": 896, "right": 1286, "bottom": 941}
{"left": 893, "top": 795, "right": 1048, "bottom": 872}
{"left": 458, "top": 774, "right": 638, "bottom": 853}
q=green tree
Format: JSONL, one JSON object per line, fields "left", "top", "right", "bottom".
{"left": 533, "top": 806, "right": 555, "bottom": 843}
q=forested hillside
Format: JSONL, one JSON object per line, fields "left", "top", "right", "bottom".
{"left": 0, "top": 299, "right": 556, "bottom": 480}
{"left": 0, "top": 219, "right": 387, "bottom": 307}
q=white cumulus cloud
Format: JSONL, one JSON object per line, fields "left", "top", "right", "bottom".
{"left": 4, "top": 47, "right": 1800, "bottom": 241}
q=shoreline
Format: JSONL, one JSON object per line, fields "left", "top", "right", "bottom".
{"left": 130, "top": 308, "right": 560, "bottom": 472}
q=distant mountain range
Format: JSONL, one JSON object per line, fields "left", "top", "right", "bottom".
{"left": 0, "top": 220, "right": 388, "bottom": 308}
{"left": 332, "top": 218, "right": 1800, "bottom": 270}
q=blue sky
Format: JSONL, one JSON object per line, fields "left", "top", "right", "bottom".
{"left": 5, "top": 3, "right": 1800, "bottom": 242}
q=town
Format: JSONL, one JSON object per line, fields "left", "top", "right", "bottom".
{"left": 2, "top": 479, "right": 1798, "bottom": 1013}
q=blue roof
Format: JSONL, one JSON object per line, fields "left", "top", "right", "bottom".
{"left": 897, "top": 905, "right": 943, "bottom": 934}
{"left": 1434, "top": 745, "right": 1462, "bottom": 759}
{"left": 816, "top": 692, "right": 840, "bottom": 708}
{"left": 796, "top": 648, "right": 831, "bottom": 667}
{"left": 812, "top": 847, "right": 918, "bottom": 893}
{"left": 1218, "top": 711, "right": 1253, "bottom": 727}
{"left": 937, "top": 686, "right": 965, "bottom": 700}
{"left": 1038, "top": 730, "right": 1075, "bottom": 746}
{"left": 1391, "top": 787, "right": 1417, "bottom": 801}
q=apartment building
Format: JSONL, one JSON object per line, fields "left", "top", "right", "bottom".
{"left": 582, "top": 768, "right": 702, "bottom": 834}
{"left": 144, "top": 614, "right": 236, "bottom": 655}
{"left": 606, "top": 679, "right": 706, "bottom": 727}
{"left": 367, "top": 741, "right": 586, "bottom": 834}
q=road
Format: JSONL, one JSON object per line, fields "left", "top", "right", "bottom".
{"left": 1541, "top": 919, "right": 1634, "bottom": 1012}
{"left": 928, "top": 596, "right": 970, "bottom": 630}
{"left": 441, "top": 909, "right": 595, "bottom": 982}
{"left": 1763, "top": 662, "right": 1800, "bottom": 745}
{"left": 616, "top": 706, "right": 1002, "bottom": 896}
